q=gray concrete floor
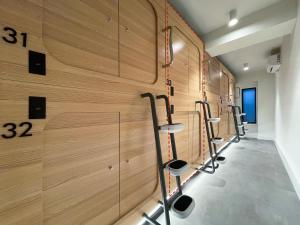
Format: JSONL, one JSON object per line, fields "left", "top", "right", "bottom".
{"left": 157, "top": 138, "right": 300, "bottom": 225}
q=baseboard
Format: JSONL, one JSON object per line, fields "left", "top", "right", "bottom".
{"left": 245, "top": 132, "right": 258, "bottom": 139}
{"left": 274, "top": 141, "right": 300, "bottom": 200}
{"left": 257, "top": 135, "right": 274, "bottom": 141}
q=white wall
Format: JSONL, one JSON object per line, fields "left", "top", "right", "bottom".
{"left": 236, "top": 71, "right": 276, "bottom": 140}
{"left": 274, "top": 0, "right": 300, "bottom": 197}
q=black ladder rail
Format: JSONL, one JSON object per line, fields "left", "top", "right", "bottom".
{"left": 230, "top": 105, "right": 241, "bottom": 142}
{"left": 141, "top": 93, "right": 170, "bottom": 225}
{"left": 156, "top": 94, "right": 182, "bottom": 194}
{"left": 237, "top": 106, "right": 246, "bottom": 136}
{"left": 195, "top": 100, "right": 219, "bottom": 174}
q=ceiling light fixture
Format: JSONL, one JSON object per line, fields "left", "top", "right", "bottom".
{"left": 243, "top": 63, "right": 249, "bottom": 71}
{"left": 228, "top": 9, "right": 238, "bottom": 27}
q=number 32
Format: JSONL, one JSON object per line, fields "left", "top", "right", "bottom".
{"left": 2, "top": 122, "right": 33, "bottom": 139}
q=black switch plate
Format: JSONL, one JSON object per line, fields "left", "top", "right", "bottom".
{"left": 29, "top": 96, "right": 46, "bottom": 119}
{"left": 170, "top": 105, "right": 174, "bottom": 114}
{"left": 29, "top": 50, "right": 46, "bottom": 75}
{"left": 170, "top": 86, "right": 174, "bottom": 96}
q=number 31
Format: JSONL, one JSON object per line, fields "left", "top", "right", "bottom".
{"left": 2, "top": 26, "right": 27, "bottom": 47}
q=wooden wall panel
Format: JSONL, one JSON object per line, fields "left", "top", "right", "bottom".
{"left": 0, "top": 0, "right": 235, "bottom": 224}
{"left": 0, "top": 2, "right": 44, "bottom": 224}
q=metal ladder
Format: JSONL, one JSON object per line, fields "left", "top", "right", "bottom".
{"left": 229, "top": 105, "right": 247, "bottom": 142}
{"left": 141, "top": 93, "right": 195, "bottom": 225}
{"left": 196, "top": 101, "right": 226, "bottom": 173}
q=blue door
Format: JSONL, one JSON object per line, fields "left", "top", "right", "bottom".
{"left": 242, "top": 88, "right": 256, "bottom": 123}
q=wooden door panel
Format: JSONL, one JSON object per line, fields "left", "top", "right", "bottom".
{"left": 219, "top": 72, "right": 229, "bottom": 139}
{"left": 205, "top": 57, "right": 220, "bottom": 95}
{"left": 43, "top": 0, "right": 119, "bottom": 76}
{"left": 43, "top": 112, "right": 120, "bottom": 225}
{"left": 119, "top": 0, "right": 157, "bottom": 84}
{"left": 120, "top": 112, "right": 157, "bottom": 216}
{"left": 188, "top": 112, "right": 201, "bottom": 163}
{"left": 170, "top": 28, "right": 189, "bottom": 95}
{"left": 189, "top": 44, "right": 201, "bottom": 94}
{"left": 0, "top": 100, "right": 43, "bottom": 225}
{"left": 220, "top": 72, "right": 229, "bottom": 100}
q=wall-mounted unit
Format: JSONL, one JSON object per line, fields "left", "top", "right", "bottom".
{"left": 267, "top": 54, "right": 281, "bottom": 74}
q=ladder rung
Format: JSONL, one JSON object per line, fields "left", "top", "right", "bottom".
{"left": 171, "top": 195, "right": 195, "bottom": 218}
{"left": 208, "top": 117, "right": 221, "bottom": 124}
{"left": 243, "top": 121, "right": 248, "bottom": 125}
{"left": 166, "top": 160, "right": 188, "bottom": 176}
{"left": 159, "top": 123, "right": 184, "bottom": 133}
{"left": 211, "top": 137, "right": 224, "bottom": 144}
{"left": 238, "top": 125, "right": 244, "bottom": 128}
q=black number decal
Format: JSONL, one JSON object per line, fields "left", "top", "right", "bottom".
{"left": 19, "top": 122, "right": 33, "bottom": 137}
{"left": 20, "top": 32, "right": 27, "bottom": 47}
{"left": 1, "top": 122, "right": 33, "bottom": 139}
{"left": 2, "top": 123, "right": 17, "bottom": 139}
{"left": 2, "top": 26, "right": 28, "bottom": 48}
{"left": 2, "top": 27, "right": 17, "bottom": 44}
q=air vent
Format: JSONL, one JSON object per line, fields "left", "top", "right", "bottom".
{"left": 267, "top": 54, "right": 281, "bottom": 74}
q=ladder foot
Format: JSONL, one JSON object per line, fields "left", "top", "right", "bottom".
{"left": 143, "top": 213, "right": 161, "bottom": 225}
{"left": 215, "top": 156, "right": 226, "bottom": 164}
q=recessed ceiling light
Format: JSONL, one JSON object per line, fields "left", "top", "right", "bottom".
{"left": 243, "top": 63, "right": 249, "bottom": 71}
{"left": 228, "top": 9, "right": 239, "bottom": 27}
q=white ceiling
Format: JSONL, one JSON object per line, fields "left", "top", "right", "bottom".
{"left": 169, "top": 0, "right": 289, "bottom": 76}
{"left": 169, "top": 0, "right": 282, "bottom": 35}
{"left": 219, "top": 37, "right": 283, "bottom": 76}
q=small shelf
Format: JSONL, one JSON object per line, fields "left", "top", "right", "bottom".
{"left": 166, "top": 160, "right": 188, "bottom": 176}
{"left": 208, "top": 117, "right": 221, "bottom": 124}
{"left": 171, "top": 195, "right": 195, "bottom": 218}
{"left": 211, "top": 137, "right": 224, "bottom": 145}
{"left": 159, "top": 123, "right": 184, "bottom": 133}
{"left": 243, "top": 122, "right": 248, "bottom": 125}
